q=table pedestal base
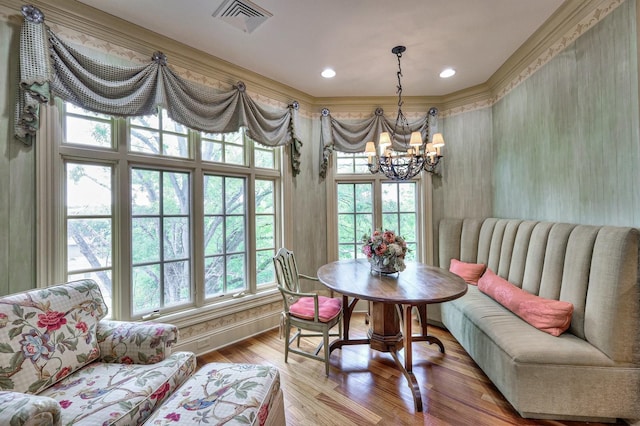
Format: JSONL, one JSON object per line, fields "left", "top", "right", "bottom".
{"left": 329, "top": 296, "right": 445, "bottom": 412}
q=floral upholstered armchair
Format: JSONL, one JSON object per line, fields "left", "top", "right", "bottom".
{"left": 0, "top": 279, "right": 196, "bottom": 426}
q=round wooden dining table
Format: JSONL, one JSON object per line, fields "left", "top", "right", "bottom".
{"left": 317, "top": 258, "right": 467, "bottom": 412}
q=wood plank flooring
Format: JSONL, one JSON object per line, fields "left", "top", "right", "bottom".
{"left": 197, "top": 313, "right": 625, "bottom": 426}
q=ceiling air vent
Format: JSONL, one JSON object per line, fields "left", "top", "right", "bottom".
{"left": 213, "top": 0, "right": 272, "bottom": 34}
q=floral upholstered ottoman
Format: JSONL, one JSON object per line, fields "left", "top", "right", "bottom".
{"left": 143, "top": 362, "right": 286, "bottom": 426}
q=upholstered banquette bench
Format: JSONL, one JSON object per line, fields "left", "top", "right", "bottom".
{"left": 430, "top": 218, "right": 640, "bottom": 423}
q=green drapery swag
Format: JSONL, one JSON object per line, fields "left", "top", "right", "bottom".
{"left": 15, "top": 5, "right": 302, "bottom": 176}
{"left": 319, "top": 107, "right": 439, "bottom": 179}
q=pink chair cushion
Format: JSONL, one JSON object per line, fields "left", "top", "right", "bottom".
{"left": 478, "top": 269, "right": 574, "bottom": 336}
{"left": 449, "top": 258, "right": 486, "bottom": 285}
{"left": 289, "top": 296, "right": 342, "bottom": 323}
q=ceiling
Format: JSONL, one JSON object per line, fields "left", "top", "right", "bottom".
{"left": 75, "top": 0, "right": 565, "bottom": 98}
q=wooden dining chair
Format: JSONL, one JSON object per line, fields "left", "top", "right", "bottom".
{"left": 272, "top": 248, "right": 342, "bottom": 376}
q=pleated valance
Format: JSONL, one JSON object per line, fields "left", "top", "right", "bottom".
{"left": 15, "top": 5, "right": 302, "bottom": 175}
{"left": 319, "top": 107, "right": 438, "bottom": 179}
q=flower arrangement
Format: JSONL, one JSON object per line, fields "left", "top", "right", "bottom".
{"left": 361, "top": 229, "right": 408, "bottom": 273}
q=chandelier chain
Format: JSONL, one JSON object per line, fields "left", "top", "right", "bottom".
{"left": 394, "top": 49, "right": 409, "bottom": 140}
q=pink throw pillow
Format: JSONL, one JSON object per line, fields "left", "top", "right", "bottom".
{"left": 449, "top": 258, "right": 486, "bottom": 285}
{"left": 477, "top": 269, "right": 574, "bottom": 336}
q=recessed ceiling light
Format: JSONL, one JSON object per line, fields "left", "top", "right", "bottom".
{"left": 439, "top": 68, "right": 456, "bottom": 78}
{"left": 321, "top": 68, "right": 336, "bottom": 78}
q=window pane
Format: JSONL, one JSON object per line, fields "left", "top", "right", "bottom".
{"left": 202, "top": 140, "right": 223, "bottom": 162}
{"left": 204, "top": 175, "right": 223, "bottom": 215}
{"left": 382, "top": 183, "right": 399, "bottom": 212}
{"left": 132, "top": 218, "right": 160, "bottom": 264}
{"left": 226, "top": 254, "right": 246, "bottom": 292}
{"left": 225, "top": 178, "right": 245, "bottom": 214}
{"left": 399, "top": 213, "right": 417, "bottom": 241}
{"left": 256, "top": 249, "right": 274, "bottom": 285}
{"left": 255, "top": 180, "right": 274, "bottom": 214}
{"left": 399, "top": 183, "right": 416, "bottom": 211}
{"left": 132, "top": 264, "right": 160, "bottom": 313}
{"left": 164, "top": 260, "right": 190, "bottom": 306}
{"left": 337, "top": 183, "right": 373, "bottom": 260}
{"left": 225, "top": 144, "right": 244, "bottom": 165}
{"left": 256, "top": 216, "right": 274, "bottom": 249}
{"left": 339, "top": 245, "right": 355, "bottom": 260}
{"left": 383, "top": 213, "right": 399, "bottom": 230}
{"left": 130, "top": 128, "right": 160, "bottom": 154}
{"left": 255, "top": 147, "right": 275, "bottom": 169}
{"left": 338, "top": 214, "right": 355, "bottom": 243}
{"left": 164, "top": 217, "right": 189, "bottom": 260}
{"left": 204, "top": 217, "right": 224, "bottom": 255}
{"left": 336, "top": 157, "right": 353, "bottom": 174}
{"left": 65, "top": 116, "right": 111, "bottom": 148}
{"left": 337, "top": 184, "right": 354, "bottom": 213}
{"left": 67, "top": 218, "right": 112, "bottom": 270}
{"left": 67, "top": 164, "right": 112, "bottom": 216}
{"left": 226, "top": 216, "right": 245, "bottom": 252}
{"left": 204, "top": 256, "right": 224, "bottom": 297}
{"left": 163, "top": 172, "right": 189, "bottom": 215}
{"left": 163, "top": 133, "right": 189, "bottom": 158}
{"left": 132, "top": 169, "right": 160, "bottom": 215}
{"left": 355, "top": 183, "right": 372, "bottom": 213}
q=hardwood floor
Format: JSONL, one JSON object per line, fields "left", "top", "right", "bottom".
{"left": 197, "top": 313, "right": 624, "bottom": 426}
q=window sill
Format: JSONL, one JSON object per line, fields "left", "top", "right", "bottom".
{"left": 151, "top": 288, "right": 282, "bottom": 329}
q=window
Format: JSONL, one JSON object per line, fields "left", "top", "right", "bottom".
{"left": 49, "top": 101, "right": 283, "bottom": 320}
{"left": 330, "top": 152, "right": 423, "bottom": 263}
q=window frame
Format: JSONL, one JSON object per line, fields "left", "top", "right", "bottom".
{"left": 326, "top": 151, "right": 434, "bottom": 265}
{"left": 36, "top": 100, "right": 287, "bottom": 322}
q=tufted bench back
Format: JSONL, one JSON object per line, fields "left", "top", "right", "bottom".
{"left": 439, "top": 218, "right": 640, "bottom": 364}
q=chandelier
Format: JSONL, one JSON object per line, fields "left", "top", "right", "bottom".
{"left": 365, "top": 46, "right": 445, "bottom": 180}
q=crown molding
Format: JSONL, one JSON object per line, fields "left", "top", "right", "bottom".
{"left": 0, "top": 0, "right": 626, "bottom": 117}
{"left": 488, "top": 0, "right": 625, "bottom": 103}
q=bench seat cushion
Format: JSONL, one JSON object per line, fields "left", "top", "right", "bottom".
{"left": 444, "top": 285, "right": 614, "bottom": 366}
{"left": 144, "top": 362, "right": 282, "bottom": 426}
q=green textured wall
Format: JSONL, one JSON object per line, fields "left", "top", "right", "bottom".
{"left": 492, "top": 0, "right": 640, "bottom": 226}
{"left": 0, "top": 13, "right": 36, "bottom": 294}
{"left": 432, "top": 108, "right": 494, "bottom": 262}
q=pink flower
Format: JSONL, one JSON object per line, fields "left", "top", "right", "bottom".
{"left": 56, "top": 367, "right": 71, "bottom": 380}
{"left": 372, "top": 230, "right": 381, "bottom": 237}
{"left": 121, "top": 356, "right": 134, "bottom": 364}
{"left": 0, "top": 313, "right": 8, "bottom": 328}
{"left": 37, "top": 311, "right": 67, "bottom": 332}
{"left": 59, "top": 400, "right": 72, "bottom": 409}
{"left": 151, "top": 382, "right": 171, "bottom": 400}
{"left": 383, "top": 231, "right": 395, "bottom": 243}
{"left": 362, "top": 245, "right": 372, "bottom": 257}
{"left": 374, "top": 243, "right": 387, "bottom": 256}
{"left": 165, "top": 413, "right": 181, "bottom": 422}
{"left": 75, "top": 321, "right": 88, "bottom": 333}
{"left": 257, "top": 404, "right": 269, "bottom": 425}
